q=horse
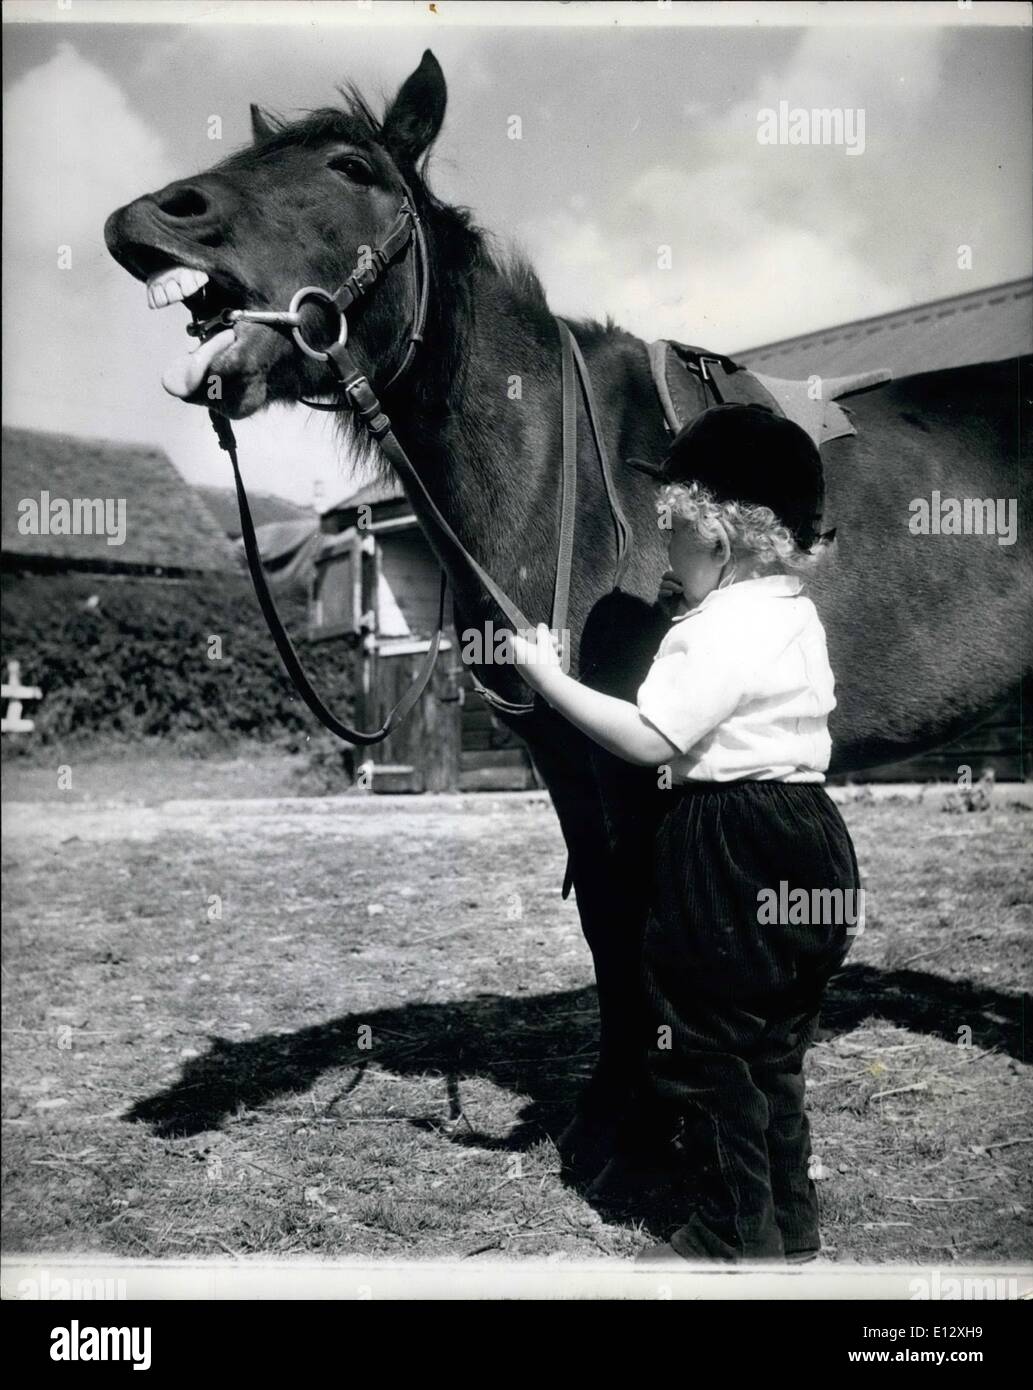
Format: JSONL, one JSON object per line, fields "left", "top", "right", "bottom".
{"left": 105, "top": 49, "right": 1032, "bottom": 1174}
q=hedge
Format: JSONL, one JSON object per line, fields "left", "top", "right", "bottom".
{"left": 1, "top": 571, "right": 356, "bottom": 748}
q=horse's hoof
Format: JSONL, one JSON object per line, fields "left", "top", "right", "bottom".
{"left": 555, "top": 1110, "right": 620, "bottom": 1180}
{"left": 584, "top": 1153, "right": 688, "bottom": 1207}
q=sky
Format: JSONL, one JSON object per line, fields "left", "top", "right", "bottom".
{"left": 3, "top": 1, "right": 1031, "bottom": 508}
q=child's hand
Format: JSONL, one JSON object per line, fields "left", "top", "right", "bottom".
{"left": 509, "top": 623, "right": 566, "bottom": 695}
{"left": 658, "top": 570, "right": 687, "bottom": 617}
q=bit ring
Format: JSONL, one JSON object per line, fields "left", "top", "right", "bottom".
{"left": 289, "top": 286, "right": 348, "bottom": 362}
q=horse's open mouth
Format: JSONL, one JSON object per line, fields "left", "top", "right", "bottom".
{"left": 109, "top": 221, "right": 302, "bottom": 415}
{"left": 140, "top": 259, "right": 256, "bottom": 401}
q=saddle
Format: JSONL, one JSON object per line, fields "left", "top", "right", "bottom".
{"left": 647, "top": 338, "right": 893, "bottom": 446}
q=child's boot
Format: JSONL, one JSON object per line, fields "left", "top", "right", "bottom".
{"left": 636, "top": 1102, "right": 785, "bottom": 1265}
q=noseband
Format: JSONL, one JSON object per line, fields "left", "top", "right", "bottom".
{"left": 197, "top": 181, "right": 630, "bottom": 747}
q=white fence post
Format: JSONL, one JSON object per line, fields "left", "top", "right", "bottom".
{"left": 1, "top": 660, "right": 43, "bottom": 734}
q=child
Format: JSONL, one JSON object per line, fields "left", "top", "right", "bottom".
{"left": 510, "top": 403, "right": 860, "bottom": 1264}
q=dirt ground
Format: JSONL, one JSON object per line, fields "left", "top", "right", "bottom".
{"left": 2, "top": 753, "right": 1031, "bottom": 1262}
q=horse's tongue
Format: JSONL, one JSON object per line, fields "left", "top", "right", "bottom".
{"left": 162, "top": 328, "right": 235, "bottom": 400}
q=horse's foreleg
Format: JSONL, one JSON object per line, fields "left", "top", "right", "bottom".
{"left": 524, "top": 716, "right": 659, "bottom": 1174}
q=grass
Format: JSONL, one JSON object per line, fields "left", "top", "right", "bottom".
{"left": 2, "top": 758, "right": 1031, "bottom": 1262}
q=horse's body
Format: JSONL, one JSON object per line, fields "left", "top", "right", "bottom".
{"left": 105, "top": 51, "right": 1031, "bottom": 1159}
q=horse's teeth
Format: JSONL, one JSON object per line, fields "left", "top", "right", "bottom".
{"left": 146, "top": 265, "right": 209, "bottom": 310}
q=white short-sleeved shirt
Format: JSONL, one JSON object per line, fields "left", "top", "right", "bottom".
{"left": 636, "top": 574, "right": 835, "bottom": 783}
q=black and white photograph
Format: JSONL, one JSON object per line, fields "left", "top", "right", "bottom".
{"left": 2, "top": 0, "right": 1031, "bottom": 1334}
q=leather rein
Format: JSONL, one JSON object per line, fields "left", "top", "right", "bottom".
{"left": 196, "top": 181, "right": 630, "bottom": 744}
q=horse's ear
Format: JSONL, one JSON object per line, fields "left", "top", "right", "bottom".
{"left": 381, "top": 50, "right": 447, "bottom": 165}
{"left": 250, "top": 103, "right": 279, "bottom": 143}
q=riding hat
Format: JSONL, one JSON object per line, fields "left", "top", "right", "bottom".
{"left": 635, "top": 403, "right": 832, "bottom": 550}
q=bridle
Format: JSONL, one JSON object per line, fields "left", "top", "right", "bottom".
{"left": 187, "top": 189, "right": 430, "bottom": 397}
{"left": 195, "top": 178, "right": 630, "bottom": 745}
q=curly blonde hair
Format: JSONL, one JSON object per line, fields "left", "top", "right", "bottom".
{"left": 658, "top": 481, "right": 826, "bottom": 573}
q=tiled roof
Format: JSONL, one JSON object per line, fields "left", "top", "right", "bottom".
{"left": 2, "top": 427, "right": 239, "bottom": 574}
{"left": 196, "top": 484, "right": 315, "bottom": 539}
{"left": 738, "top": 278, "right": 1032, "bottom": 379}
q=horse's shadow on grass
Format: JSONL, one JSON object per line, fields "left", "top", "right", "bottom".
{"left": 126, "top": 962, "right": 1028, "bottom": 1155}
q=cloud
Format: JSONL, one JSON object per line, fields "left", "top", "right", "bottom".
{"left": 521, "top": 28, "right": 953, "bottom": 350}
{"left": 3, "top": 43, "right": 180, "bottom": 440}
{"left": 3, "top": 42, "right": 176, "bottom": 273}
{"left": 747, "top": 23, "right": 946, "bottom": 117}
{"left": 526, "top": 165, "right": 911, "bottom": 352}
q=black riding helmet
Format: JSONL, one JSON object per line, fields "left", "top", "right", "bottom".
{"left": 636, "top": 403, "right": 830, "bottom": 550}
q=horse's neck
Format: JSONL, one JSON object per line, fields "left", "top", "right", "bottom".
{"left": 387, "top": 267, "right": 566, "bottom": 623}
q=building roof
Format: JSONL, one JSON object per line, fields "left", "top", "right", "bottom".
{"left": 2, "top": 426, "right": 239, "bottom": 574}
{"left": 238, "top": 518, "right": 322, "bottom": 591}
{"left": 322, "top": 476, "right": 404, "bottom": 517}
{"left": 737, "top": 278, "right": 1032, "bottom": 379}
{"left": 249, "top": 517, "right": 321, "bottom": 563}
{"left": 197, "top": 484, "right": 315, "bottom": 539}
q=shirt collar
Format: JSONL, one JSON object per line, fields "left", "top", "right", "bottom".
{"left": 671, "top": 573, "right": 804, "bottom": 623}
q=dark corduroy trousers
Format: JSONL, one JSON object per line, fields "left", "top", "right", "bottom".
{"left": 641, "top": 780, "right": 860, "bottom": 1260}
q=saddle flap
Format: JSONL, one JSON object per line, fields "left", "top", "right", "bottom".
{"left": 648, "top": 338, "right": 784, "bottom": 435}
{"left": 647, "top": 339, "right": 894, "bottom": 452}
{"left": 648, "top": 339, "right": 705, "bottom": 435}
{"left": 752, "top": 368, "right": 893, "bottom": 448}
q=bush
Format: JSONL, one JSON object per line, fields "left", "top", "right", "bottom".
{"left": 1, "top": 571, "right": 356, "bottom": 750}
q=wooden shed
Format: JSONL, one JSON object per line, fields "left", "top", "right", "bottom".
{"left": 310, "top": 478, "right": 540, "bottom": 793}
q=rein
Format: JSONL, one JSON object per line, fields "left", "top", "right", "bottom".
{"left": 201, "top": 186, "right": 630, "bottom": 744}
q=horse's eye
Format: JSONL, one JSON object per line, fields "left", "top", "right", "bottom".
{"left": 328, "top": 154, "right": 375, "bottom": 185}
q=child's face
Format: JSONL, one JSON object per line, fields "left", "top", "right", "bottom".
{"left": 666, "top": 517, "right": 727, "bottom": 607}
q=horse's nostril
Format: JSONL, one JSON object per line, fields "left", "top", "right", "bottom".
{"left": 156, "top": 186, "right": 210, "bottom": 220}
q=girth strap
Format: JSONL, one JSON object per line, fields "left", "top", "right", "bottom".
{"left": 559, "top": 321, "right": 631, "bottom": 592}
{"left": 697, "top": 352, "right": 783, "bottom": 413}
{"left": 555, "top": 319, "right": 577, "bottom": 642}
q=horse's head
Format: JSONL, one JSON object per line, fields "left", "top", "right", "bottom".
{"left": 104, "top": 50, "right": 447, "bottom": 418}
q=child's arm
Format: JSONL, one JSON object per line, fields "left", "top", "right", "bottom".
{"left": 510, "top": 624, "right": 680, "bottom": 766}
